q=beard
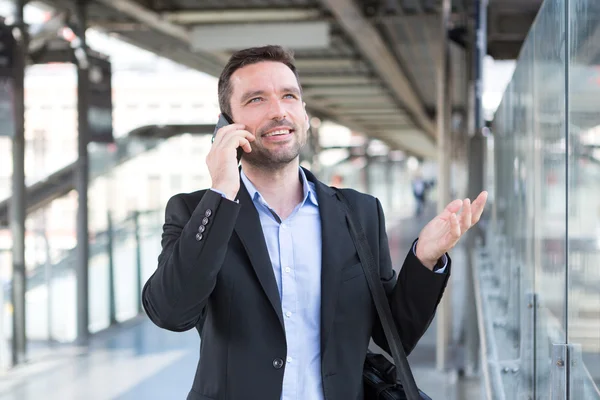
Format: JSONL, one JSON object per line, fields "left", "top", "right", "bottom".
{"left": 242, "top": 119, "right": 307, "bottom": 170}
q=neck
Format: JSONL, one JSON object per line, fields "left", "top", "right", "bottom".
{"left": 241, "top": 159, "right": 305, "bottom": 220}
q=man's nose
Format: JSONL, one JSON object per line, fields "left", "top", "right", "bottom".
{"left": 268, "top": 99, "right": 287, "bottom": 120}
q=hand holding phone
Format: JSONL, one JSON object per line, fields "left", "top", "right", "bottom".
{"left": 212, "top": 113, "right": 244, "bottom": 163}
{"left": 207, "top": 114, "right": 255, "bottom": 200}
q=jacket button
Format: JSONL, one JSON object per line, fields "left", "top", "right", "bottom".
{"left": 196, "top": 233, "right": 203, "bottom": 241}
{"left": 205, "top": 209, "right": 212, "bottom": 217}
{"left": 198, "top": 225, "right": 205, "bottom": 233}
{"left": 272, "top": 358, "right": 284, "bottom": 369}
{"left": 202, "top": 217, "right": 209, "bottom": 225}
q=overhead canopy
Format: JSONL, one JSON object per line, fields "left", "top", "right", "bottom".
{"left": 40, "top": 0, "right": 543, "bottom": 158}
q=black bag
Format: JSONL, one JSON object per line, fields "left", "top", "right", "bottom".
{"left": 335, "top": 189, "right": 432, "bottom": 400}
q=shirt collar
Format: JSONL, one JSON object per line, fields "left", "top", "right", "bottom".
{"left": 240, "top": 167, "right": 319, "bottom": 207}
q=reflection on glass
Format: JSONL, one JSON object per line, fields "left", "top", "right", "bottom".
{"left": 568, "top": 0, "right": 600, "bottom": 395}
{"left": 491, "top": 0, "right": 600, "bottom": 397}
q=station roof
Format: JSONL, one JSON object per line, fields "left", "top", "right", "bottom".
{"left": 42, "top": 0, "right": 542, "bottom": 158}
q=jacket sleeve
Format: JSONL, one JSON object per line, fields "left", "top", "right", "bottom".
{"left": 142, "top": 190, "right": 240, "bottom": 332}
{"left": 371, "top": 198, "right": 451, "bottom": 356}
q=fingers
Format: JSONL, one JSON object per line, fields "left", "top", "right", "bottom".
{"left": 223, "top": 132, "right": 255, "bottom": 154}
{"left": 444, "top": 199, "right": 463, "bottom": 215}
{"left": 216, "top": 129, "right": 255, "bottom": 151}
{"left": 227, "top": 136, "right": 252, "bottom": 154}
{"left": 460, "top": 198, "right": 472, "bottom": 233}
{"left": 212, "top": 124, "right": 250, "bottom": 147}
{"left": 471, "top": 191, "right": 488, "bottom": 223}
{"left": 450, "top": 212, "right": 461, "bottom": 238}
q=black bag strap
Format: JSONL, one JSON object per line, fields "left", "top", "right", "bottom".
{"left": 334, "top": 188, "right": 421, "bottom": 400}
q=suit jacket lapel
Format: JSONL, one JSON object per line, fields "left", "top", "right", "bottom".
{"left": 303, "top": 169, "right": 349, "bottom": 355}
{"left": 233, "top": 180, "right": 285, "bottom": 331}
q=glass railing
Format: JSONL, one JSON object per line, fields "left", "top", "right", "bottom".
{"left": 476, "top": 0, "right": 600, "bottom": 398}
{"left": 2, "top": 209, "right": 162, "bottom": 344}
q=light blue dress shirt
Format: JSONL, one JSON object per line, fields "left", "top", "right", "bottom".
{"left": 211, "top": 167, "right": 447, "bottom": 400}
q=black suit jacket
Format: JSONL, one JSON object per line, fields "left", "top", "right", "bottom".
{"left": 142, "top": 168, "right": 450, "bottom": 400}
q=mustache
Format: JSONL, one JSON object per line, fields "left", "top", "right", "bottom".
{"left": 258, "top": 119, "right": 296, "bottom": 136}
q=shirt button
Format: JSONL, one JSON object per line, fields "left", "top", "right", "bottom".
{"left": 285, "top": 311, "right": 292, "bottom": 318}
{"left": 285, "top": 267, "right": 291, "bottom": 273}
{"left": 287, "top": 357, "right": 293, "bottom": 363}
{"left": 273, "top": 358, "right": 284, "bottom": 369}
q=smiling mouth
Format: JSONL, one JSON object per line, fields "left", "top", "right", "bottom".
{"left": 263, "top": 129, "right": 293, "bottom": 137}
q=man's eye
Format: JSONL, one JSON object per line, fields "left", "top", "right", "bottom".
{"left": 249, "top": 97, "right": 262, "bottom": 103}
{"left": 284, "top": 94, "right": 297, "bottom": 99}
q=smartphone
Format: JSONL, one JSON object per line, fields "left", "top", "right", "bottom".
{"left": 212, "top": 113, "right": 243, "bottom": 163}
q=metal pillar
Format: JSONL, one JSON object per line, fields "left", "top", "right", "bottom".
{"left": 75, "top": 0, "right": 90, "bottom": 345}
{"left": 134, "top": 211, "right": 143, "bottom": 314}
{"left": 107, "top": 211, "right": 116, "bottom": 325}
{"left": 436, "top": 0, "right": 453, "bottom": 371}
{"left": 474, "top": 0, "right": 488, "bottom": 134}
{"left": 10, "top": 0, "right": 27, "bottom": 367}
{"left": 463, "top": 0, "right": 488, "bottom": 374}
{"left": 364, "top": 144, "right": 372, "bottom": 195}
{"left": 386, "top": 155, "right": 394, "bottom": 214}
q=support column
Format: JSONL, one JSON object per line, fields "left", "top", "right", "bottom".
{"left": 464, "top": 0, "right": 488, "bottom": 376}
{"left": 10, "top": 0, "right": 27, "bottom": 366}
{"left": 75, "top": 0, "right": 90, "bottom": 345}
{"left": 364, "top": 150, "right": 372, "bottom": 195}
{"left": 386, "top": 155, "right": 394, "bottom": 215}
{"left": 436, "top": 0, "right": 453, "bottom": 371}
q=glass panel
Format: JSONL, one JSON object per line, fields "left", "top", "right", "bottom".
{"left": 492, "top": 32, "right": 538, "bottom": 398}
{"left": 490, "top": 0, "right": 569, "bottom": 397}
{"left": 49, "top": 260, "right": 77, "bottom": 343}
{"left": 567, "top": 0, "right": 600, "bottom": 396}
{"left": 113, "top": 222, "right": 138, "bottom": 322}
{"left": 139, "top": 211, "right": 163, "bottom": 287}
{"left": 532, "top": 0, "right": 568, "bottom": 396}
{"left": 24, "top": 207, "right": 78, "bottom": 346}
{"left": 89, "top": 235, "right": 110, "bottom": 334}
{"left": 0, "top": 246, "right": 11, "bottom": 370}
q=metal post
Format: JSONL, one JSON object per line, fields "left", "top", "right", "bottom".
{"left": 134, "top": 211, "right": 143, "bottom": 314}
{"left": 518, "top": 292, "right": 536, "bottom": 399}
{"left": 463, "top": 0, "right": 488, "bottom": 376}
{"left": 43, "top": 229, "right": 53, "bottom": 342}
{"left": 107, "top": 211, "right": 116, "bottom": 325}
{"left": 567, "top": 343, "right": 584, "bottom": 400}
{"left": 75, "top": 0, "right": 90, "bottom": 345}
{"left": 550, "top": 344, "right": 567, "bottom": 400}
{"left": 308, "top": 117, "right": 322, "bottom": 178}
{"left": 474, "top": 0, "right": 487, "bottom": 134}
{"left": 436, "top": 0, "right": 453, "bottom": 371}
{"left": 364, "top": 147, "right": 372, "bottom": 195}
{"left": 10, "top": 0, "right": 27, "bottom": 367}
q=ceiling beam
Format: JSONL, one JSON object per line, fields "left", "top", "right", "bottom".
{"left": 95, "top": 0, "right": 189, "bottom": 43}
{"left": 302, "top": 85, "right": 387, "bottom": 96}
{"left": 93, "top": 0, "right": 231, "bottom": 66}
{"left": 318, "top": 0, "right": 437, "bottom": 141}
{"left": 299, "top": 75, "right": 378, "bottom": 86}
{"left": 294, "top": 58, "right": 363, "bottom": 70}
{"left": 161, "top": 8, "right": 323, "bottom": 24}
{"left": 189, "top": 22, "right": 329, "bottom": 51}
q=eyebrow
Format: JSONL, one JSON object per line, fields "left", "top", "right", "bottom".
{"left": 240, "top": 87, "right": 301, "bottom": 104}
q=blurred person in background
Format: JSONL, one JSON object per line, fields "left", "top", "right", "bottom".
{"left": 412, "top": 170, "right": 435, "bottom": 217}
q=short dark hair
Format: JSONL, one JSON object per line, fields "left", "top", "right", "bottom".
{"left": 217, "top": 45, "right": 302, "bottom": 118}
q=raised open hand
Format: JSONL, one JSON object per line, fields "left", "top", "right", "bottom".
{"left": 415, "top": 191, "right": 488, "bottom": 269}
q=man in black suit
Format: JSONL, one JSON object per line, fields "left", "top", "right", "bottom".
{"left": 142, "top": 45, "right": 487, "bottom": 400}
